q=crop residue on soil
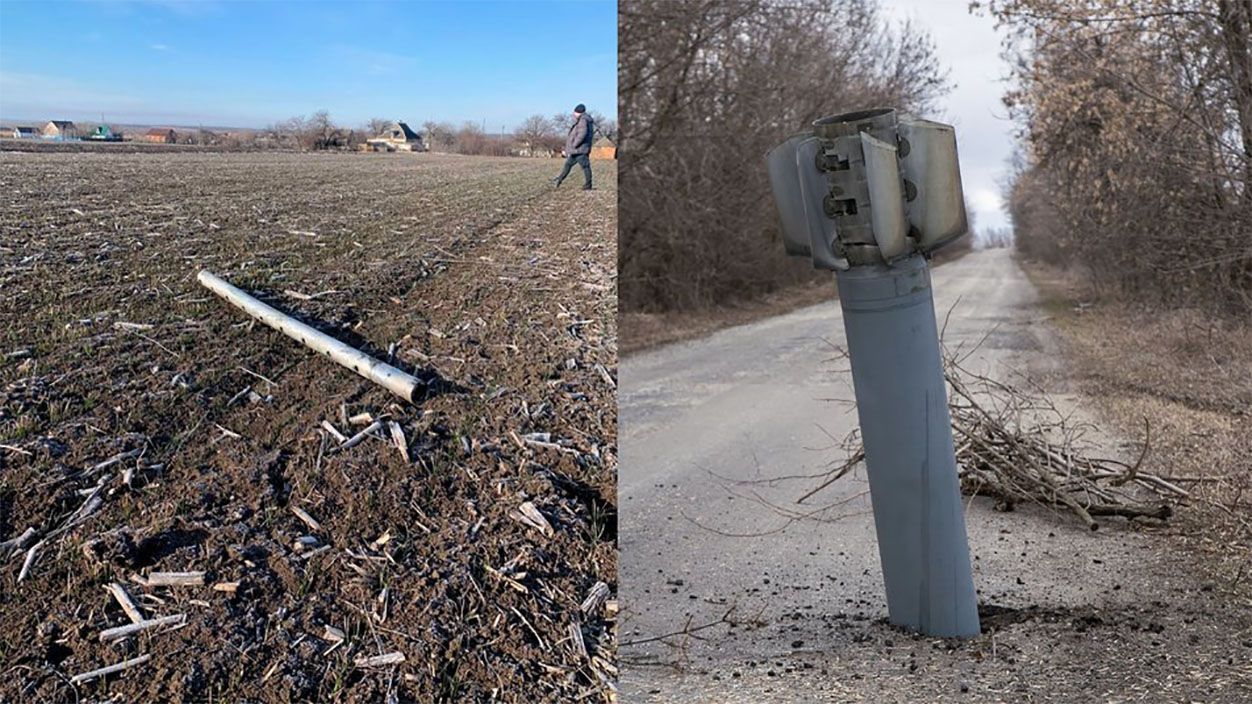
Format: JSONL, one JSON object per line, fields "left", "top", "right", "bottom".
{"left": 0, "top": 151, "right": 618, "bottom": 701}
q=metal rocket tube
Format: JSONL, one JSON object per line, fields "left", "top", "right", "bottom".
{"left": 197, "top": 270, "right": 424, "bottom": 404}
{"left": 835, "top": 253, "right": 980, "bottom": 637}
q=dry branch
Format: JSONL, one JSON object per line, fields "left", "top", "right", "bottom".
{"left": 509, "top": 502, "right": 554, "bottom": 537}
{"left": 143, "top": 571, "right": 205, "bottom": 587}
{"left": 69, "top": 654, "right": 152, "bottom": 685}
{"left": 291, "top": 506, "right": 322, "bottom": 532}
{"left": 803, "top": 356, "right": 1183, "bottom": 530}
{"left": 104, "top": 583, "right": 145, "bottom": 624}
{"left": 0, "top": 527, "right": 37, "bottom": 554}
{"left": 387, "top": 420, "right": 409, "bottom": 462}
{"left": 339, "top": 419, "right": 383, "bottom": 450}
{"left": 580, "top": 581, "right": 611, "bottom": 616}
{"left": 99, "top": 614, "right": 186, "bottom": 642}
{"left": 319, "top": 420, "right": 347, "bottom": 443}
{"left": 945, "top": 360, "right": 1179, "bottom": 529}
{"left": 17, "top": 476, "right": 109, "bottom": 581}
{"left": 355, "top": 651, "right": 405, "bottom": 668}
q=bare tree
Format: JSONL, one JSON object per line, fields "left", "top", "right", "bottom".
{"left": 456, "top": 121, "right": 488, "bottom": 155}
{"left": 551, "top": 112, "right": 575, "bottom": 140}
{"left": 266, "top": 115, "right": 308, "bottom": 149}
{"left": 259, "top": 111, "right": 348, "bottom": 150}
{"left": 365, "top": 117, "right": 390, "bottom": 138}
{"left": 422, "top": 120, "right": 457, "bottom": 152}
{"left": 618, "top": 0, "right": 950, "bottom": 312}
{"left": 307, "top": 109, "right": 340, "bottom": 150}
{"left": 982, "top": 227, "right": 1014, "bottom": 249}
{"left": 592, "top": 113, "right": 618, "bottom": 143}
{"left": 986, "top": 0, "right": 1252, "bottom": 309}
{"left": 222, "top": 130, "right": 252, "bottom": 149}
{"left": 514, "top": 115, "right": 557, "bottom": 155}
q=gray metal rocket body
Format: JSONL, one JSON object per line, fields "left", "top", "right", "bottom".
{"left": 836, "top": 255, "right": 979, "bottom": 637}
{"left": 767, "top": 107, "right": 981, "bottom": 637}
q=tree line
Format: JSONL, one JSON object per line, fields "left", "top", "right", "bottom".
{"left": 987, "top": 0, "right": 1252, "bottom": 310}
{"left": 251, "top": 110, "right": 617, "bottom": 157}
{"left": 618, "top": 0, "right": 952, "bottom": 313}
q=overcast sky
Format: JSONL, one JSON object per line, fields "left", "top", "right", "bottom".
{"left": 882, "top": 0, "right": 1017, "bottom": 235}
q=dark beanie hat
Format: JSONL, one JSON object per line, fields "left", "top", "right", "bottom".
{"left": 574, "top": 104, "right": 586, "bottom": 114}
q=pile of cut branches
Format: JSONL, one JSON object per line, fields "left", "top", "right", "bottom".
{"left": 945, "top": 361, "right": 1185, "bottom": 530}
{"left": 805, "top": 358, "right": 1188, "bottom": 531}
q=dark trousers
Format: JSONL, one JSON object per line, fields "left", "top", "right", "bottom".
{"left": 556, "top": 153, "right": 592, "bottom": 188}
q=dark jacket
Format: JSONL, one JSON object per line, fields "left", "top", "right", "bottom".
{"left": 565, "top": 114, "right": 594, "bottom": 156}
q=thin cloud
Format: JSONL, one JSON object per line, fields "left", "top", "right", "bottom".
{"left": 87, "top": 0, "right": 224, "bottom": 18}
{"left": 328, "top": 44, "right": 418, "bottom": 75}
{"left": 150, "top": 43, "right": 170, "bottom": 51}
{"left": 0, "top": 70, "right": 148, "bottom": 117}
{"left": 145, "top": 0, "right": 222, "bottom": 15}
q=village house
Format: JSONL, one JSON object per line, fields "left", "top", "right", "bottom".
{"left": 366, "top": 121, "right": 424, "bottom": 152}
{"left": 87, "top": 124, "right": 122, "bottom": 141}
{"left": 144, "top": 128, "right": 178, "bottom": 144}
{"left": 9, "top": 126, "right": 39, "bottom": 139}
{"left": 43, "top": 120, "right": 78, "bottom": 139}
{"left": 590, "top": 136, "right": 617, "bottom": 160}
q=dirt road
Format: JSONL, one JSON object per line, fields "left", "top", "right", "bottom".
{"left": 619, "top": 249, "right": 1252, "bottom": 702}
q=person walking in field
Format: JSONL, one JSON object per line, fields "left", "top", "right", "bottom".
{"left": 552, "top": 104, "right": 595, "bottom": 190}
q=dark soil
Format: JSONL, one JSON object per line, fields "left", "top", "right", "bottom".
{"left": 0, "top": 137, "right": 238, "bottom": 154}
{"left": 0, "top": 150, "right": 617, "bottom": 702}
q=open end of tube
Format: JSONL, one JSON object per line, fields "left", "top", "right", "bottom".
{"left": 814, "top": 107, "right": 895, "bottom": 126}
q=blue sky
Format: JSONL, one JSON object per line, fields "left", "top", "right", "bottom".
{"left": 0, "top": 0, "right": 617, "bottom": 130}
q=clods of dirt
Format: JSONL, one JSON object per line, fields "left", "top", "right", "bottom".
{"left": 0, "top": 151, "right": 618, "bottom": 702}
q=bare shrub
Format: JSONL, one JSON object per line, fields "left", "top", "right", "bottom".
{"left": 422, "top": 121, "right": 457, "bottom": 152}
{"left": 456, "top": 122, "right": 489, "bottom": 155}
